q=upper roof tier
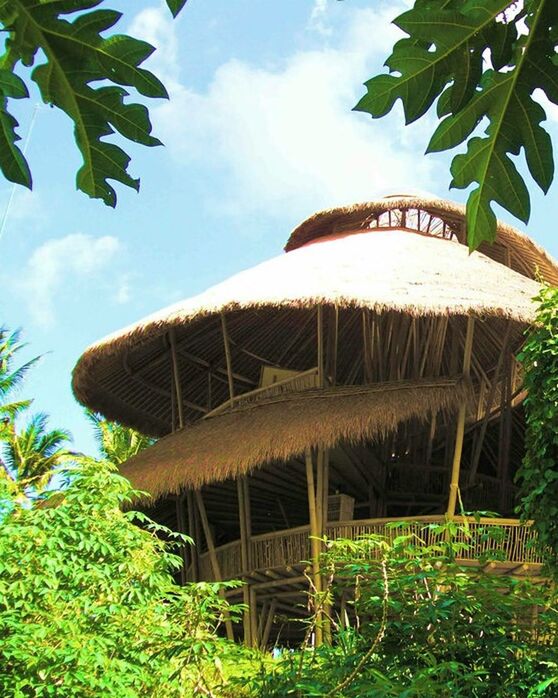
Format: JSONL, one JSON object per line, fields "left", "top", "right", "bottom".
{"left": 72, "top": 196, "right": 557, "bottom": 436}
{"left": 286, "top": 195, "right": 558, "bottom": 284}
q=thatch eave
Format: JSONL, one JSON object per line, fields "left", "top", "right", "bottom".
{"left": 120, "top": 377, "right": 470, "bottom": 503}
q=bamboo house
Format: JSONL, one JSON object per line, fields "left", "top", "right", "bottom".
{"left": 73, "top": 195, "right": 558, "bottom": 646}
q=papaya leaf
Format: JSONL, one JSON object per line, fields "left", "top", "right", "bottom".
{"left": 0, "top": 67, "right": 30, "bottom": 187}
{"left": 0, "top": 0, "right": 185, "bottom": 206}
{"left": 166, "top": 0, "right": 188, "bottom": 18}
{"left": 356, "top": 0, "right": 558, "bottom": 250}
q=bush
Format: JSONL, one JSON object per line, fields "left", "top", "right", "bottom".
{"left": 247, "top": 521, "right": 558, "bottom": 697}
{"left": 0, "top": 459, "right": 246, "bottom": 698}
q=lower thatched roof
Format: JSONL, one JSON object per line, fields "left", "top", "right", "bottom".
{"left": 120, "top": 378, "right": 469, "bottom": 502}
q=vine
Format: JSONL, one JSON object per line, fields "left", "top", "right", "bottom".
{"left": 517, "top": 284, "right": 558, "bottom": 566}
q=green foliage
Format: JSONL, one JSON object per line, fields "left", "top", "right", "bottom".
{"left": 0, "top": 458, "right": 246, "bottom": 698}
{"left": 2, "top": 411, "right": 72, "bottom": 492}
{"left": 0, "top": 0, "right": 188, "bottom": 206}
{"left": 247, "top": 522, "right": 558, "bottom": 697}
{"left": 0, "top": 328, "right": 72, "bottom": 495}
{"left": 355, "top": 1, "right": 558, "bottom": 250}
{"left": 0, "top": 327, "right": 38, "bottom": 438}
{"left": 86, "top": 410, "right": 155, "bottom": 465}
{"left": 517, "top": 284, "right": 558, "bottom": 565}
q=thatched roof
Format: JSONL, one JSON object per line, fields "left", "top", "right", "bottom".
{"left": 121, "top": 378, "right": 469, "bottom": 501}
{"left": 72, "top": 196, "right": 552, "bottom": 436}
{"left": 287, "top": 195, "right": 558, "bottom": 284}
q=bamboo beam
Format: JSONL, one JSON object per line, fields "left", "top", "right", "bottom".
{"left": 467, "top": 323, "right": 512, "bottom": 486}
{"left": 195, "top": 490, "right": 234, "bottom": 640}
{"left": 220, "top": 313, "right": 235, "bottom": 406}
{"left": 305, "top": 449, "right": 323, "bottom": 646}
{"left": 446, "top": 317, "right": 475, "bottom": 518}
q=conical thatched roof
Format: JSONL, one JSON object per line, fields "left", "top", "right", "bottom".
{"left": 121, "top": 378, "right": 469, "bottom": 501}
{"left": 72, "top": 196, "right": 554, "bottom": 437}
{"left": 287, "top": 195, "right": 558, "bottom": 284}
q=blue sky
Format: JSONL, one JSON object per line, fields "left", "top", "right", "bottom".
{"left": 2, "top": 0, "right": 558, "bottom": 456}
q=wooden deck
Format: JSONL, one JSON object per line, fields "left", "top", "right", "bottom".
{"left": 191, "top": 516, "right": 544, "bottom": 584}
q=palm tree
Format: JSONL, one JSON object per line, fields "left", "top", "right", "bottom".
{"left": 86, "top": 411, "right": 154, "bottom": 465}
{"left": 2, "top": 413, "right": 73, "bottom": 492}
{"left": 0, "top": 327, "right": 39, "bottom": 442}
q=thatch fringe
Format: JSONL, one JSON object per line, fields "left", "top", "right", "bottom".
{"left": 73, "top": 229, "right": 541, "bottom": 416}
{"left": 120, "top": 378, "right": 470, "bottom": 502}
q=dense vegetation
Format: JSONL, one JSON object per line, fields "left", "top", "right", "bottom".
{"left": 358, "top": 1, "right": 558, "bottom": 249}
{"left": 1, "top": 315, "right": 558, "bottom": 696}
{"left": 517, "top": 284, "right": 558, "bottom": 565}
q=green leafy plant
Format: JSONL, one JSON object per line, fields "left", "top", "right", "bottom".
{"left": 0, "top": 0, "right": 188, "bottom": 206}
{"left": 517, "top": 284, "right": 558, "bottom": 566}
{"left": 356, "top": 1, "right": 558, "bottom": 250}
{"left": 0, "top": 457, "right": 247, "bottom": 698}
{"left": 86, "top": 410, "right": 155, "bottom": 464}
{"left": 247, "top": 521, "right": 558, "bottom": 697}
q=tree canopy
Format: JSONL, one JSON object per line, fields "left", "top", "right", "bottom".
{"left": 356, "top": 0, "right": 558, "bottom": 250}
{"left": 0, "top": 0, "right": 187, "bottom": 207}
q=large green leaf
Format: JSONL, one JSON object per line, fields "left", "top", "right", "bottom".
{"left": 355, "top": 0, "right": 558, "bottom": 250}
{"left": 0, "top": 67, "right": 30, "bottom": 187}
{"left": 0, "top": 0, "right": 186, "bottom": 206}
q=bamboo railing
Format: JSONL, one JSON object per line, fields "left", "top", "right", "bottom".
{"left": 191, "top": 517, "right": 543, "bottom": 583}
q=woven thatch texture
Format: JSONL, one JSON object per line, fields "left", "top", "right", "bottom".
{"left": 74, "top": 229, "right": 540, "bottom": 393}
{"left": 286, "top": 195, "right": 558, "bottom": 285}
{"left": 120, "top": 378, "right": 469, "bottom": 501}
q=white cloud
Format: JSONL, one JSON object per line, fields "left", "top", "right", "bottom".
{"left": 115, "top": 274, "right": 132, "bottom": 305}
{"left": 20, "top": 233, "right": 121, "bottom": 327}
{"left": 309, "top": 0, "right": 331, "bottom": 36}
{"left": 154, "top": 3, "right": 438, "bottom": 222}
{"left": 128, "top": 3, "right": 179, "bottom": 86}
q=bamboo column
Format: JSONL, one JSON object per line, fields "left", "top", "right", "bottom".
{"left": 169, "top": 329, "right": 190, "bottom": 582}
{"left": 175, "top": 495, "right": 189, "bottom": 585}
{"left": 186, "top": 490, "right": 199, "bottom": 582}
{"left": 237, "top": 476, "right": 254, "bottom": 646}
{"left": 306, "top": 449, "right": 323, "bottom": 646}
{"left": 220, "top": 313, "right": 235, "bottom": 407}
{"left": 169, "top": 328, "right": 184, "bottom": 429}
{"left": 195, "top": 490, "right": 234, "bottom": 641}
{"left": 446, "top": 316, "right": 475, "bottom": 518}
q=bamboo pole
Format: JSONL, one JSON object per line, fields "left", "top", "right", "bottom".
{"left": 175, "top": 495, "right": 189, "bottom": 585}
{"left": 305, "top": 449, "right": 323, "bottom": 646}
{"left": 220, "top": 313, "right": 235, "bottom": 406}
{"left": 195, "top": 491, "right": 234, "bottom": 640}
{"left": 327, "top": 305, "right": 339, "bottom": 386}
{"left": 317, "top": 305, "right": 324, "bottom": 388}
{"left": 169, "top": 328, "right": 184, "bottom": 429}
{"left": 467, "top": 323, "right": 511, "bottom": 486}
{"left": 186, "top": 490, "right": 199, "bottom": 582}
{"left": 261, "top": 600, "right": 277, "bottom": 649}
{"left": 237, "top": 477, "right": 253, "bottom": 647}
{"left": 249, "top": 587, "right": 258, "bottom": 647}
{"left": 446, "top": 316, "right": 475, "bottom": 518}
